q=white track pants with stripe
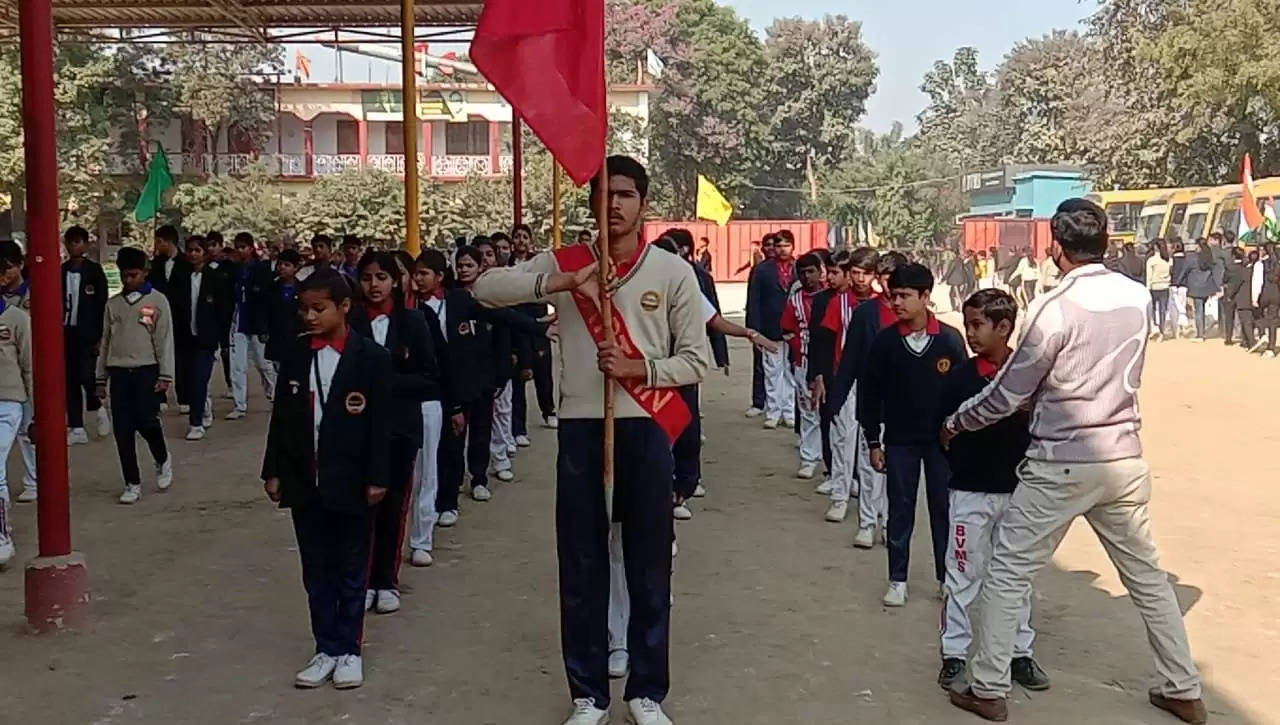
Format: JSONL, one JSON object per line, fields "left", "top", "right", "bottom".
{"left": 409, "top": 401, "right": 444, "bottom": 553}
{"left": 794, "top": 364, "right": 821, "bottom": 467}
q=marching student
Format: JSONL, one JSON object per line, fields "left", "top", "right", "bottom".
{"left": 510, "top": 223, "right": 559, "bottom": 439}
{"left": 261, "top": 268, "right": 392, "bottom": 691}
{"left": 743, "top": 234, "right": 775, "bottom": 418}
{"left": 937, "top": 288, "right": 1050, "bottom": 693}
{"left": 858, "top": 262, "right": 967, "bottom": 607}
{"left": 473, "top": 238, "right": 519, "bottom": 477}
{"left": 780, "top": 252, "right": 826, "bottom": 481}
{"left": 205, "top": 231, "right": 234, "bottom": 392}
{"left": 0, "top": 241, "right": 37, "bottom": 504}
{"left": 62, "top": 225, "right": 111, "bottom": 448}
{"left": 297, "top": 234, "right": 334, "bottom": 282}
{"left": 227, "top": 232, "right": 277, "bottom": 420}
{"left": 746, "top": 230, "right": 797, "bottom": 429}
{"left": 408, "top": 249, "right": 452, "bottom": 560}
{"left": 95, "top": 247, "right": 176, "bottom": 505}
{"left": 473, "top": 155, "right": 708, "bottom": 725}
{"left": 338, "top": 235, "right": 363, "bottom": 285}
{"left": 265, "top": 249, "right": 304, "bottom": 371}
{"left": 0, "top": 242, "right": 32, "bottom": 566}
{"left": 349, "top": 251, "right": 437, "bottom": 614}
{"left": 179, "top": 236, "right": 232, "bottom": 441}
{"left": 149, "top": 225, "right": 192, "bottom": 411}
{"left": 806, "top": 251, "right": 841, "bottom": 485}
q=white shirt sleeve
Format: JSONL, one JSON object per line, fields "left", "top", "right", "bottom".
{"left": 701, "top": 292, "right": 717, "bottom": 324}
{"left": 1252, "top": 261, "right": 1264, "bottom": 305}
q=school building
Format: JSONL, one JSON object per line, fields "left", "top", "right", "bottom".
{"left": 958, "top": 164, "right": 1093, "bottom": 220}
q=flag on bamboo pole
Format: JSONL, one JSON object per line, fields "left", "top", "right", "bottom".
{"left": 696, "top": 175, "right": 733, "bottom": 226}
{"left": 1239, "top": 153, "right": 1270, "bottom": 241}
{"left": 133, "top": 146, "right": 173, "bottom": 223}
{"left": 471, "top": 0, "right": 606, "bottom": 186}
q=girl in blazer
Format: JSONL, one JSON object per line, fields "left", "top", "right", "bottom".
{"left": 179, "top": 236, "right": 233, "bottom": 440}
{"left": 411, "top": 249, "right": 454, "bottom": 547}
{"left": 348, "top": 252, "right": 440, "bottom": 614}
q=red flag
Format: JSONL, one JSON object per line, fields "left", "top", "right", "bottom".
{"left": 471, "top": 0, "right": 606, "bottom": 186}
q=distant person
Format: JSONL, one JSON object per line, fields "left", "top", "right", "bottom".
{"left": 576, "top": 229, "right": 593, "bottom": 246}
{"left": 1119, "top": 242, "right": 1145, "bottom": 284}
{"left": 62, "top": 225, "right": 111, "bottom": 448}
{"left": 743, "top": 235, "right": 776, "bottom": 418}
{"left": 1221, "top": 247, "right": 1252, "bottom": 348}
{"left": 695, "top": 236, "right": 713, "bottom": 275}
{"left": 1184, "top": 245, "right": 1220, "bottom": 342}
{"left": 1145, "top": 241, "right": 1172, "bottom": 340}
{"left": 1169, "top": 241, "right": 1191, "bottom": 337}
{"left": 746, "top": 230, "right": 796, "bottom": 429}
{"left": 1252, "top": 243, "right": 1280, "bottom": 357}
{"left": 1012, "top": 248, "right": 1038, "bottom": 305}
{"left": 0, "top": 240, "right": 33, "bottom": 566}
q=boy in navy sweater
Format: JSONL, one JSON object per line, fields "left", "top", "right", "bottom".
{"left": 936, "top": 288, "right": 1050, "bottom": 693}
{"left": 858, "top": 263, "right": 967, "bottom": 607}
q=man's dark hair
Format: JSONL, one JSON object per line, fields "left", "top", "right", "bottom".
{"left": 416, "top": 249, "right": 448, "bottom": 275}
{"left": 277, "top": 249, "right": 302, "bottom": 266}
{"left": 1051, "top": 198, "right": 1108, "bottom": 263}
{"left": 877, "top": 250, "right": 909, "bottom": 276}
{"left": 490, "top": 231, "right": 511, "bottom": 244}
{"left": 117, "top": 246, "right": 149, "bottom": 272}
{"left": 185, "top": 235, "right": 209, "bottom": 252}
{"left": 796, "top": 252, "right": 823, "bottom": 271}
{"left": 513, "top": 223, "right": 533, "bottom": 238}
{"left": 849, "top": 247, "right": 880, "bottom": 271}
{"left": 774, "top": 229, "right": 795, "bottom": 245}
{"left": 887, "top": 262, "right": 933, "bottom": 293}
{"left": 206, "top": 231, "right": 224, "bottom": 246}
{"left": 810, "top": 249, "right": 833, "bottom": 268}
{"left": 652, "top": 236, "right": 679, "bottom": 255}
{"left": 341, "top": 234, "right": 362, "bottom": 250}
{"left": 590, "top": 155, "right": 649, "bottom": 200}
{"left": 311, "top": 233, "right": 332, "bottom": 250}
{"left": 233, "top": 231, "right": 255, "bottom": 248}
{"left": 299, "top": 266, "right": 352, "bottom": 304}
{"left": 577, "top": 230, "right": 593, "bottom": 241}
{"left": 963, "top": 288, "right": 1018, "bottom": 329}
{"left": 661, "top": 228, "right": 695, "bottom": 255}
{"left": 64, "top": 225, "right": 90, "bottom": 245}
{"left": 0, "top": 239, "right": 24, "bottom": 271}
{"left": 473, "top": 236, "right": 495, "bottom": 251}
{"left": 1231, "top": 247, "right": 1246, "bottom": 262}
{"left": 155, "top": 225, "right": 179, "bottom": 245}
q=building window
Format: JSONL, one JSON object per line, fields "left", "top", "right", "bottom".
{"left": 385, "top": 121, "right": 404, "bottom": 155}
{"left": 335, "top": 120, "right": 359, "bottom": 155}
{"left": 445, "top": 120, "right": 490, "bottom": 156}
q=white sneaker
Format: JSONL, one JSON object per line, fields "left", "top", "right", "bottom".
{"left": 119, "top": 484, "right": 141, "bottom": 505}
{"left": 883, "top": 581, "right": 908, "bottom": 607}
{"left": 95, "top": 408, "right": 112, "bottom": 438}
{"left": 225, "top": 409, "right": 246, "bottom": 421}
{"left": 222, "top": 391, "right": 234, "bottom": 400}
{"left": 744, "top": 407, "right": 764, "bottom": 418}
{"left": 763, "top": 418, "right": 779, "bottom": 430}
{"left": 365, "top": 589, "right": 375, "bottom": 611}
{"left": 0, "top": 535, "right": 13, "bottom": 570}
{"left": 185, "top": 426, "right": 206, "bottom": 441}
{"left": 825, "top": 501, "right": 848, "bottom": 523}
{"left": 17, "top": 488, "right": 38, "bottom": 503}
{"left": 156, "top": 457, "right": 173, "bottom": 491}
{"left": 375, "top": 590, "right": 401, "bottom": 614}
{"left": 783, "top": 419, "right": 796, "bottom": 429}
{"left": 1265, "top": 350, "right": 1277, "bottom": 359}
{"left": 332, "top": 654, "right": 363, "bottom": 689}
{"left": 471, "top": 485, "right": 492, "bottom": 501}
{"left": 293, "top": 653, "right": 336, "bottom": 688}
{"left": 515, "top": 435, "right": 532, "bottom": 447}
{"left": 544, "top": 415, "right": 560, "bottom": 430}
{"left": 1249, "top": 338, "right": 1268, "bottom": 353}
{"left": 700, "top": 433, "right": 707, "bottom": 444}
{"left": 673, "top": 503, "right": 693, "bottom": 521}
{"left": 159, "top": 402, "right": 169, "bottom": 413}
{"left": 438, "top": 510, "right": 459, "bottom": 527}
{"left": 627, "top": 697, "right": 673, "bottom": 725}
{"left": 506, "top": 444, "right": 518, "bottom": 456}
{"left": 691, "top": 484, "right": 707, "bottom": 498}
{"left": 672, "top": 539, "right": 679, "bottom": 557}
{"left": 563, "top": 698, "right": 609, "bottom": 725}
{"left": 608, "top": 649, "right": 630, "bottom": 678}
{"left": 797, "top": 462, "right": 818, "bottom": 480}
{"left": 495, "top": 470, "right": 515, "bottom": 483}
{"left": 202, "top": 409, "right": 214, "bottom": 428}
{"left": 853, "top": 526, "right": 875, "bottom": 549}
{"left": 814, "top": 479, "right": 835, "bottom": 495}
{"left": 178, "top": 404, "right": 190, "bottom": 415}
{"left": 67, "top": 428, "right": 89, "bottom": 445}
{"left": 410, "top": 549, "right": 433, "bottom": 567}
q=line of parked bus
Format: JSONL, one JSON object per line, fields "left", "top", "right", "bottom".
{"left": 1085, "top": 177, "right": 1280, "bottom": 248}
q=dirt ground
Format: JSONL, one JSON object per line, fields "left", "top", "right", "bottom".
{"left": 1, "top": 325, "right": 1277, "bottom": 724}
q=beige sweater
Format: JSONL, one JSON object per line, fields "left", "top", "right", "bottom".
{"left": 0, "top": 304, "right": 33, "bottom": 404}
{"left": 96, "top": 289, "right": 176, "bottom": 383}
{"left": 473, "top": 244, "right": 709, "bottom": 421}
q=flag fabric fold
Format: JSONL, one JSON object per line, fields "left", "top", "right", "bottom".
{"left": 696, "top": 175, "right": 733, "bottom": 226}
{"left": 134, "top": 146, "right": 173, "bottom": 223}
{"left": 471, "top": 0, "right": 607, "bottom": 186}
{"left": 1240, "top": 153, "right": 1267, "bottom": 242}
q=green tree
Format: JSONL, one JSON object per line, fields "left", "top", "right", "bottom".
{"left": 294, "top": 168, "right": 405, "bottom": 244}
{"left": 171, "top": 162, "right": 293, "bottom": 240}
{"left": 161, "top": 38, "right": 284, "bottom": 156}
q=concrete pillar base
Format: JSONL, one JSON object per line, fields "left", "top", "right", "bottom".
{"left": 24, "top": 552, "right": 90, "bottom": 633}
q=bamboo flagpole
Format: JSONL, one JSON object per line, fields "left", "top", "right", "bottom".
{"left": 594, "top": 164, "right": 615, "bottom": 520}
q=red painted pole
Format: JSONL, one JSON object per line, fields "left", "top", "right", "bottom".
{"left": 512, "top": 114, "right": 524, "bottom": 226}
{"left": 20, "top": 0, "right": 90, "bottom": 632}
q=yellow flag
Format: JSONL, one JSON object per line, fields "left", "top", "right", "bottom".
{"left": 696, "top": 174, "right": 733, "bottom": 226}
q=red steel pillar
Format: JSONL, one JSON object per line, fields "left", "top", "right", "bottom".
{"left": 19, "top": 0, "right": 90, "bottom": 632}
{"left": 512, "top": 115, "right": 523, "bottom": 226}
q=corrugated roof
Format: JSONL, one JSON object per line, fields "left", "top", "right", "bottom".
{"left": 0, "top": 1, "right": 484, "bottom": 30}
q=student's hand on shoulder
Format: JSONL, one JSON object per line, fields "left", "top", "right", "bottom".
{"left": 366, "top": 485, "right": 388, "bottom": 506}
{"left": 596, "top": 340, "right": 645, "bottom": 379}
{"left": 263, "top": 478, "right": 281, "bottom": 503}
{"left": 869, "top": 447, "right": 886, "bottom": 473}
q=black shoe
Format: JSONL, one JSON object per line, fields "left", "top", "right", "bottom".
{"left": 1011, "top": 656, "right": 1051, "bottom": 691}
{"left": 938, "top": 658, "right": 967, "bottom": 691}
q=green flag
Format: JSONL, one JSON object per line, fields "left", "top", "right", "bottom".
{"left": 134, "top": 146, "right": 173, "bottom": 222}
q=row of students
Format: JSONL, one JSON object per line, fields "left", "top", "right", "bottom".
{"left": 0, "top": 240, "right": 34, "bottom": 567}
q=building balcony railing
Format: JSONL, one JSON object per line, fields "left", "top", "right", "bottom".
{"left": 106, "top": 152, "right": 512, "bottom": 181}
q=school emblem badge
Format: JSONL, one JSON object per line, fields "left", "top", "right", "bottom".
{"left": 139, "top": 304, "right": 157, "bottom": 329}
{"left": 640, "top": 290, "right": 661, "bottom": 312}
{"left": 288, "top": 380, "right": 300, "bottom": 395}
{"left": 0, "top": 324, "right": 10, "bottom": 342}
{"left": 345, "top": 391, "right": 367, "bottom": 415}
{"left": 936, "top": 358, "right": 952, "bottom": 374}
{"left": 206, "top": 295, "right": 215, "bottom": 304}
{"left": 84, "top": 284, "right": 96, "bottom": 296}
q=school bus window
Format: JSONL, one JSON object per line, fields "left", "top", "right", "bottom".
{"left": 1106, "top": 202, "right": 1141, "bottom": 234}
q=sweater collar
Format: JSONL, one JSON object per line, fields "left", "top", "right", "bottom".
{"left": 896, "top": 312, "right": 940, "bottom": 336}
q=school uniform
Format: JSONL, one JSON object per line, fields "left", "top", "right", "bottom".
{"left": 62, "top": 258, "right": 109, "bottom": 433}
{"left": 149, "top": 253, "right": 193, "bottom": 406}
{"left": 746, "top": 258, "right": 797, "bottom": 424}
{"left": 0, "top": 298, "right": 33, "bottom": 525}
{"left": 96, "top": 284, "right": 175, "bottom": 488}
{"left": 1253, "top": 255, "right": 1280, "bottom": 353}
{"left": 939, "top": 355, "right": 1037, "bottom": 662}
{"left": 744, "top": 263, "right": 767, "bottom": 412}
{"left": 2, "top": 282, "right": 36, "bottom": 497}
{"left": 433, "top": 289, "right": 498, "bottom": 505}
{"left": 413, "top": 292, "right": 451, "bottom": 551}
{"left": 349, "top": 302, "right": 438, "bottom": 595}
{"left": 264, "top": 278, "right": 302, "bottom": 366}
{"left": 489, "top": 315, "right": 519, "bottom": 476}
{"left": 261, "top": 331, "right": 392, "bottom": 658}
{"left": 473, "top": 242, "right": 709, "bottom": 710}
{"left": 857, "top": 315, "right": 967, "bottom": 585}
{"left": 1222, "top": 258, "right": 1251, "bottom": 346}
{"left": 510, "top": 301, "right": 557, "bottom": 436}
{"left": 806, "top": 289, "right": 837, "bottom": 474}
{"left": 177, "top": 265, "right": 231, "bottom": 429}
{"left": 780, "top": 287, "right": 822, "bottom": 471}
{"left": 229, "top": 258, "right": 278, "bottom": 413}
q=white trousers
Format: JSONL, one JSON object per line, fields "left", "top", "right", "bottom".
{"left": 490, "top": 381, "right": 514, "bottom": 473}
{"left": 761, "top": 346, "right": 794, "bottom": 424}
{"left": 230, "top": 331, "right": 276, "bottom": 412}
{"left": 17, "top": 401, "right": 35, "bottom": 493}
{"left": 608, "top": 522, "right": 629, "bottom": 652}
{"left": 941, "top": 490, "right": 1035, "bottom": 659}
{"left": 1169, "top": 287, "right": 1189, "bottom": 330}
{"left": 970, "top": 458, "right": 1201, "bottom": 700}
{"left": 0, "top": 400, "right": 25, "bottom": 503}
{"left": 793, "top": 365, "right": 821, "bottom": 466}
{"left": 853, "top": 389, "right": 886, "bottom": 530}
{"left": 409, "top": 401, "right": 444, "bottom": 553}
{"left": 829, "top": 395, "right": 857, "bottom": 503}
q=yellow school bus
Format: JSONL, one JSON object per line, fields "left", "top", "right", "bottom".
{"left": 1085, "top": 188, "right": 1177, "bottom": 245}
{"left": 1183, "top": 177, "right": 1280, "bottom": 243}
{"left": 1135, "top": 187, "right": 1209, "bottom": 246}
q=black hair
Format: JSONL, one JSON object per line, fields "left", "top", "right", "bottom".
{"left": 661, "top": 227, "right": 695, "bottom": 254}
{"left": 311, "top": 233, "right": 333, "bottom": 250}
{"left": 455, "top": 245, "right": 485, "bottom": 270}
{"left": 64, "top": 225, "right": 90, "bottom": 245}
{"left": 796, "top": 252, "right": 823, "bottom": 270}
{"left": 206, "top": 231, "right": 224, "bottom": 246}
{"left": 652, "top": 236, "right": 679, "bottom": 255}
{"left": 299, "top": 267, "right": 352, "bottom": 304}
{"left": 512, "top": 223, "right": 533, "bottom": 238}
{"left": 1196, "top": 244, "right": 1214, "bottom": 272}
{"left": 0, "top": 239, "right": 24, "bottom": 271}
{"left": 472, "top": 235, "right": 493, "bottom": 249}
{"left": 277, "top": 249, "right": 302, "bottom": 266}
{"left": 811, "top": 249, "right": 833, "bottom": 268}
{"left": 490, "top": 231, "right": 511, "bottom": 244}
{"left": 341, "top": 234, "right": 362, "bottom": 250}
{"left": 357, "top": 250, "right": 406, "bottom": 307}
{"left": 589, "top": 155, "right": 650, "bottom": 200}
{"left": 1050, "top": 199, "right": 1108, "bottom": 263}
{"left": 963, "top": 288, "right": 1018, "bottom": 330}
{"left": 887, "top": 262, "right": 933, "bottom": 293}
{"left": 185, "top": 235, "right": 209, "bottom": 252}
{"left": 577, "top": 229, "right": 594, "bottom": 240}
{"left": 233, "top": 231, "right": 254, "bottom": 248}
{"left": 849, "top": 247, "right": 880, "bottom": 271}
{"left": 117, "top": 246, "right": 148, "bottom": 272}
{"left": 155, "top": 225, "right": 179, "bottom": 245}
{"left": 774, "top": 229, "right": 795, "bottom": 245}
{"left": 877, "top": 250, "right": 908, "bottom": 276}
{"left": 392, "top": 250, "right": 416, "bottom": 278}
{"left": 1231, "top": 247, "right": 1246, "bottom": 262}
{"left": 416, "top": 248, "right": 448, "bottom": 275}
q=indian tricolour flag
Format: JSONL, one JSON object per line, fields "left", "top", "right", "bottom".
{"left": 1239, "top": 153, "right": 1278, "bottom": 241}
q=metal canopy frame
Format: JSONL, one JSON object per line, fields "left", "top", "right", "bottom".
{"left": 0, "top": 1, "right": 484, "bottom": 32}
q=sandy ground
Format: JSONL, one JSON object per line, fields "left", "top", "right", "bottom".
{"left": 1, "top": 326, "right": 1277, "bottom": 724}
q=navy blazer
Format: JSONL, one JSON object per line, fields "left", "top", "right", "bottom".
{"left": 61, "top": 258, "right": 109, "bottom": 344}
{"left": 746, "top": 258, "right": 794, "bottom": 341}
{"left": 261, "top": 332, "right": 393, "bottom": 513}
{"left": 349, "top": 304, "right": 440, "bottom": 451}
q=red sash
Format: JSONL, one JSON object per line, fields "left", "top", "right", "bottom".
{"left": 554, "top": 245, "right": 692, "bottom": 442}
